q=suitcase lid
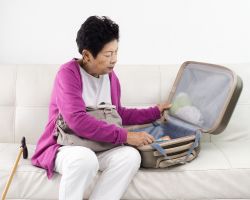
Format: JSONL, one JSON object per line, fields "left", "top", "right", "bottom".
{"left": 167, "top": 61, "right": 242, "bottom": 134}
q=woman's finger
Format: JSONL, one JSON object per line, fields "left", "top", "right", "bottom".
{"left": 144, "top": 132, "right": 155, "bottom": 142}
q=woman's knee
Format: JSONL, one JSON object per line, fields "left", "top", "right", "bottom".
{"left": 111, "top": 146, "right": 141, "bottom": 170}
{"left": 124, "top": 146, "right": 141, "bottom": 168}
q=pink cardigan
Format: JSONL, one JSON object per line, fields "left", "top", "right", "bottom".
{"left": 31, "top": 59, "right": 161, "bottom": 178}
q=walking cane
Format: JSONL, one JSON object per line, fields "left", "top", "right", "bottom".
{"left": 1, "top": 137, "right": 28, "bottom": 200}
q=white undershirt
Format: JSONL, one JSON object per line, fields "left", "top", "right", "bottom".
{"left": 79, "top": 66, "right": 112, "bottom": 108}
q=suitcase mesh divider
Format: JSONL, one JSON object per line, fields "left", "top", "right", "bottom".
{"left": 169, "top": 63, "right": 233, "bottom": 130}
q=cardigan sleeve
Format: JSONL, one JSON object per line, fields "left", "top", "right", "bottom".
{"left": 55, "top": 68, "right": 127, "bottom": 144}
{"left": 113, "top": 73, "right": 161, "bottom": 125}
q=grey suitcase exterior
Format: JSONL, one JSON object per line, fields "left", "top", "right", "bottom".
{"left": 136, "top": 61, "right": 243, "bottom": 168}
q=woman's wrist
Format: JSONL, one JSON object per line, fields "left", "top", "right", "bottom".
{"left": 157, "top": 103, "right": 172, "bottom": 114}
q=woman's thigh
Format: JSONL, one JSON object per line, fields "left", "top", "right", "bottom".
{"left": 54, "top": 146, "right": 99, "bottom": 174}
{"left": 96, "top": 146, "right": 141, "bottom": 171}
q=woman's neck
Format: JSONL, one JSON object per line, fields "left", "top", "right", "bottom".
{"left": 77, "top": 59, "right": 99, "bottom": 78}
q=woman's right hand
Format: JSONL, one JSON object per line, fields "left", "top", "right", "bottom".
{"left": 126, "top": 131, "right": 155, "bottom": 147}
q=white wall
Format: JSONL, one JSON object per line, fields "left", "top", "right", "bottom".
{"left": 0, "top": 0, "right": 250, "bottom": 65}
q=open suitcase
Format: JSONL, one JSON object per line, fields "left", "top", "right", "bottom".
{"left": 129, "top": 61, "right": 243, "bottom": 168}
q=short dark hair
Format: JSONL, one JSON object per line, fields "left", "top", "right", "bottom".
{"left": 76, "top": 16, "right": 119, "bottom": 58}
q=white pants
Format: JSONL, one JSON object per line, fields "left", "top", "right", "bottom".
{"left": 54, "top": 145, "right": 141, "bottom": 200}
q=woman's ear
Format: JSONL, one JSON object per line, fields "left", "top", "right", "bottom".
{"left": 82, "top": 50, "right": 91, "bottom": 62}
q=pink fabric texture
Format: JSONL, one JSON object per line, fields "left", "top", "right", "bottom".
{"left": 31, "top": 59, "right": 161, "bottom": 178}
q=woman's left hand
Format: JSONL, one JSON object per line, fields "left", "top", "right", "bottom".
{"left": 157, "top": 102, "right": 172, "bottom": 114}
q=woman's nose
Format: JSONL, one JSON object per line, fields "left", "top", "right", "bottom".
{"left": 110, "top": 54, "right": 117, "bottom": 64}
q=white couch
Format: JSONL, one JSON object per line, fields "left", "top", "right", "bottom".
{"left": 0, "top": 63, "right": 250, "bottom": 200}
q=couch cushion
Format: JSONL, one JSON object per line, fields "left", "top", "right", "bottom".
{"left": 0, "top": 107, "right": 15, "bottom": 143}
{"left": 211, "top": 104, "right": 250, "bottom": 142}
{"left": 0, "top": 66, "right": 17, "bottom": 143}
{"left": 15, "top": 107, "right": 49, "bottom": 144}
{"left": 115, "top": 65, "right": 161, "bottom": 106}
{"left": 16, "top": 65, "right": 59, "bottom": 107}
{"left": 1, "top": 142, "right": 250, "bottom": 200}
{"left": 0, "top": 66, "right": 16, "bottom": 106}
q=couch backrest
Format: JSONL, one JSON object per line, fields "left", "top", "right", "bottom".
{"left": 0, "top": 64, "right": 249, "bottom": 144}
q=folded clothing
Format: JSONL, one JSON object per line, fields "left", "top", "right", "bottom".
{"left": 170, "top": 92, "right": 204, "bottom": 126}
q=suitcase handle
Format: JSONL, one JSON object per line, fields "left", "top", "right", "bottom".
{"left": 156, "top": 150, "right": 197, "bottom": 168}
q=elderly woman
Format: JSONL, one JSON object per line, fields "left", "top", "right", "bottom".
{"left": 32, "top": 16, "right": 170, "bottom": 200}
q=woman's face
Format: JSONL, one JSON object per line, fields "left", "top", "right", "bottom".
{"left": 87, "top": 39, "right": 118, "bottom": 76}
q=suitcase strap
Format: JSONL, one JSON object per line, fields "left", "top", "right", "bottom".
{"left": 183, "top": 130, "right": 201, "bottom": 162}
{"left": 151, "top": 130, "right": 201, "bottom": 163}
{"left": 151, "top": 143, "right": 168, "bottom": 158}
